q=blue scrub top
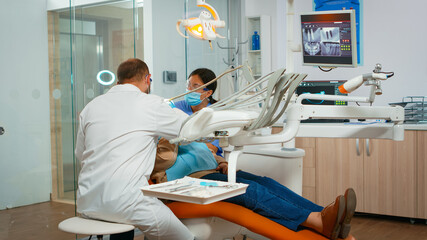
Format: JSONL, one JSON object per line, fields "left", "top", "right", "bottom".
{"left": 174, "top": 100, "right": 223, "bottom": 157}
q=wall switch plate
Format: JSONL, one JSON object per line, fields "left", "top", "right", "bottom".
{"left": 163, "top": 71, "right": 177, "bottom": 84}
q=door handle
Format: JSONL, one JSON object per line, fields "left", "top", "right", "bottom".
{"left": 366, "top": 139, "right": 371, "bottom": 156}
{"left": 0, "top": 126, "right": 4, "bottom": 135}
{"left": 356, "top": 138, "right": 360, "bottom": 156}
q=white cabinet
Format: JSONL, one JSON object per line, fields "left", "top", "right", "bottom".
{"left": 245, "top": 15, "right": 271, "bottom": 79}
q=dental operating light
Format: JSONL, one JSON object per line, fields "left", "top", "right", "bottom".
{"left": 176, "top": 0, "right": 226, "bottom": 49}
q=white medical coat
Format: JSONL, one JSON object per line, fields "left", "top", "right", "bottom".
{"left": 75, "top": 84, "right": 193, "bottom": 240}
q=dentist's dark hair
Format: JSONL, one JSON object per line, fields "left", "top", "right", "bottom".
{"left": 189, "top": 68, "right": 217, "bottom": 104}
{"left": 117, "top": 58, "right": 149, "bottom": 84}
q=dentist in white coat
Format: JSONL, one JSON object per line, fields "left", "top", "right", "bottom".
{"left": 75, "top": 58, "right": 193, "bottom": 240}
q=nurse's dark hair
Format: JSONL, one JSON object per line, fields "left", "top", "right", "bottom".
{"left": 189, "top": 68, "right": 217, "bottom": 104}
{"left": 117, "top": 58, "right": 149, "bottom": 84}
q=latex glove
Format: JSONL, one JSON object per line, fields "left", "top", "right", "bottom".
{"left": 164, "top": 99, "right": 176, "bottom": 108}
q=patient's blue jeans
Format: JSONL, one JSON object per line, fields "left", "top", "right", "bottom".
{"left": 201, "top": 170, "right": 324, "bottom": 231}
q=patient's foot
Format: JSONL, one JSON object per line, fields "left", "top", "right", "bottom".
{"left": 339, "top": 188, "right": 357, "bottom": 239}
{"left": 320, "top": 195, "right": 346, "bottom": 240}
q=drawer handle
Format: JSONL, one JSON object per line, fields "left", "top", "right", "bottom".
{"left": 356, "top": 138, "right": 360, "bottom": 156}
{"left": 366, "top": 139, "right": 371, "bottom": 156}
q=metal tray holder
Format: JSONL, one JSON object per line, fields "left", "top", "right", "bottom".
{"left": 390, "top": 96, "right": 427, "bottom": 123}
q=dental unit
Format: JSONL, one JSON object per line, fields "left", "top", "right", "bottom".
{"left": 160, "top": 5, "right": 405, "bottom": 240}
{"left": 158, "top": 63, "right": 405, "bottom": 240}
{"left": 170, "top": 64, "right": 404, "bottom": 184}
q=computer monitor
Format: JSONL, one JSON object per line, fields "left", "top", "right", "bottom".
{"left": 296, "top": 80, "right": 349, "bottom": 123}
{"left": 296, "top": 80, "right": 347, "bottom": 106}
{"left": 300, "top": 10, "right": 357, "bottom": 68}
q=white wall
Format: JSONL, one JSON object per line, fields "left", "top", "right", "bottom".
{"left": 246, "top": 0, "right": 427, "bottom": 106}
{"left": 149, "top": 0, "right": 187, "bottom": 99}
{"left": 245, "top": 0, "right": 283, "bottom": 71}
{"left": 0, "top": 0, "right": 51, "bottom": 209}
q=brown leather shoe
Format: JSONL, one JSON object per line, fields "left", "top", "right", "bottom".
{"left": 321, "top": 195, "right": 345, "bottom": 240}
{"left": 339, "top": 188, "right": 357, "bottom": 239}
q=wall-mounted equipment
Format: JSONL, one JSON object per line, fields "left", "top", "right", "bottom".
{"left": 163, "top": 71, "right": 177, "bottom": 84}
{"left": 300, "top": 10, "right": 357, "bottom": 68}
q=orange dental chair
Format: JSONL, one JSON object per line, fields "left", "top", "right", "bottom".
{"left": 168, "top": 201, "right": 353, "bottom": 240}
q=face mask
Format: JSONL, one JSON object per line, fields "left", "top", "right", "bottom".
{"left": 184, "top": 90, "right": 205, "bottom": 106}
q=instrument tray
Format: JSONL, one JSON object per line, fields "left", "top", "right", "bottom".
{"left": 141, "top": 176, "right": 248, "bottom": 205}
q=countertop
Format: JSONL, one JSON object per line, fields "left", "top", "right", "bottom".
{"left": 272, "top": 122, "right": 427, "bottom": 131}
{"left": 402, "top": 124, "right": 427, "bottom": 130}
{"left": 269, "top": 122, "right": 426, "bottom": 140}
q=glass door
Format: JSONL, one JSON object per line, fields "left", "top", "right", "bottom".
{"left": 48, "top": 0, "right": 143, "bottom": 202}
{"left": 48, "top": 0, "right": 240, "bottom": 203}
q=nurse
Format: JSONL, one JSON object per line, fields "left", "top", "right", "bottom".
{"left": 75, "top": 58, "right": 193, "bottom": 240}
{"left": 164, "top": 68, "right": 357, "bottom": 240}
{"left": 174, "top": 68, "right": 223, "bottom": 157}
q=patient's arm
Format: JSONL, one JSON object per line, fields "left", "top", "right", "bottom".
{"left": 216, "top": 162, "right": 228, "bottom": 174}
{"left": 213, "top": 154, "right": 228, "bottom": 174}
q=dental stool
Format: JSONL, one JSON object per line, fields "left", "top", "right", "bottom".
{"left": 58, "top": 216, "right": 135, "bottom": 240}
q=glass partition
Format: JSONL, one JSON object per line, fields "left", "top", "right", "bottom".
{"left": 46, "top": 0, "right": 240, "bottom": 238}
{"left": 49, "top": 0, "right": 241, "bottom": 205}
{"left": 49, "top": 0, "right": 143, "bottom": 202}
{"left": 1, "top": 0, "right": 240, "bottom": 239}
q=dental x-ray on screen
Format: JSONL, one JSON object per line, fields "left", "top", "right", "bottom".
{"left": 300, "top": 10, "right": 357, "bottom": 67}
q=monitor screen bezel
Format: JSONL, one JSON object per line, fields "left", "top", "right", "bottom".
{"left": 300, "top": 9, "right": 357, "bottom": 68}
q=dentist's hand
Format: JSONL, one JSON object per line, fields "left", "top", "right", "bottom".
{"left": 164, "top": 99, "right": 176, "bottom": 108}
{"left": 216, "top": 162, "right": 228, "bottom": 175}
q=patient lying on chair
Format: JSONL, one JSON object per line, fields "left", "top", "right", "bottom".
{"left": 151, "top": 138, "right": 355, "bottom": 240}
{"left": 151, "top": 68, "right": 356, "bottom": 240}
